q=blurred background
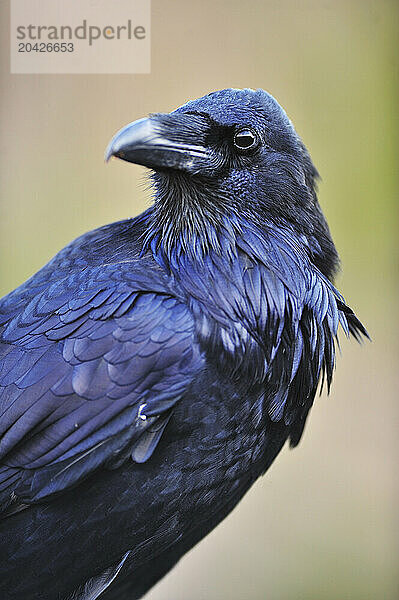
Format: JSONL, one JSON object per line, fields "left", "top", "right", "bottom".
{"left": 0, "top": 1, "right": 397, "bottom": 598}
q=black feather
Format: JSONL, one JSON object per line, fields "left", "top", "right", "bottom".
{"left": 0, "top": 88, "right": 367, "bottom": 600}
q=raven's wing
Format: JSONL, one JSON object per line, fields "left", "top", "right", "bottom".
{"left": 0, "top": 263, "right": 203, "bottom": 510}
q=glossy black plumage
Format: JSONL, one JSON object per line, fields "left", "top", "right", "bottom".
{"left": 0, "top": 88, "right": 367, "bottom": 599}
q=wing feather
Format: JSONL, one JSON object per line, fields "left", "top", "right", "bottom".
{"left": 0, "top": 266, "right": 203, "bottom": 510}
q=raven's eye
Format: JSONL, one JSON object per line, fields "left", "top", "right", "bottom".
{"left": 233, "top": 129, "right": 258, "bottom": 151}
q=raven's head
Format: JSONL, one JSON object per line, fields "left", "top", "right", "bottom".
{"left": 106, "top": 88, "right": 338, "bottom": 278}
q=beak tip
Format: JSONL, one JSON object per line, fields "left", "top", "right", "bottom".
{"left": 104, "top": 144, "right": 114, "bottom": 163}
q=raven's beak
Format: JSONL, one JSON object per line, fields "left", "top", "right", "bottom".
{"left": 105, "top": 116, "right": 212, "bottom": 174}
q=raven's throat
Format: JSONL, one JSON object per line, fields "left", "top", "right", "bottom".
{"left": 145, "top": 171, "right": 242, "bottom": 263}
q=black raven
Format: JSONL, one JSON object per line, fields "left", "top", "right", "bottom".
{"left": 0, "top": 88, "right": 367, "bottom": 599}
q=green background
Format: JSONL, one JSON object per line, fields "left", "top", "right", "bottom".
{"left": 0, "top": 1, "right": 397, "bottom": 598}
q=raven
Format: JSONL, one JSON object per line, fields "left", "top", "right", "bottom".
{"left": 0, "top": 88, "right": 367, "bottom": 599}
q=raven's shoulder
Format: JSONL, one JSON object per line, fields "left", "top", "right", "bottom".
{"left": 0, "top": 210, "right": 158, "bottom": 318}
{"left": 0, "top": 211, "right": 205, "bottom": 511}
